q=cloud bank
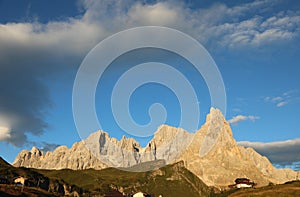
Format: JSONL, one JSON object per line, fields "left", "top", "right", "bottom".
{"left": 0, "top": 0, "right": 299, "bottom": 146}
{"left": 238, "top": 138, "right": 300, "bottom": 170}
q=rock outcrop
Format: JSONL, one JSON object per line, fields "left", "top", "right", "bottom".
{"left": 13, "top": 108, "right": 299, "bottom": 187}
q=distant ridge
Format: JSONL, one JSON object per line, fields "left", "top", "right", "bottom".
{"left": 0, "top": 157, "right": 11, "bottom": 167}
{"left": 13, "top": 108, "right": 300, "bottom": 187}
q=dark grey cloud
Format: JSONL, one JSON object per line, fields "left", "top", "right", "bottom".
{"left": 0, "top": 75, "right": 50, "bottom": 145}
{"left": 238, "top": 139, "right": 300, "bottom": 170}
{"left": 0, "top": 22, "right": 98, "bottom": 146}
{"left": 29, "top": 141, "right": 60, "bottom": 152}
{"left": 40, "top": 142, "right": 60, "bottom": 152}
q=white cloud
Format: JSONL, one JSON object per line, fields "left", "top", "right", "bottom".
{"left": 271, "top": 97, "right": 283, "bottom": 102}
{"left": 80, "top": 0, "right": 300, "bottom": 48}
{"left": 228, "top": 115, "right": 260, "bottom": 124}
{"left": 248, "top": 115, "right": 260, "bottom": 121}
{"left": 276, "top": 101, "right": 288, "bottom": 107}
{"left": 253, "top": 28, "right": 294, "bottom": 45}
{"left": 283, "top": 90, "right": 298, "bottom": 97}
{"left": 0, "top": 0, "right": 298, "bottom": 53}
{"left": 0, "top": 126, "right": 11, "bottom": 141}
{"left": 0, "top": 20, "right": 105, "bottom": 55}
{"left": 264, "top": 90, "right": 299, "bottom": 107}
{"left": 127, "top": 2, "right": 179, "bottom": 26}
{"left": 229, "top": 115, "right": 247, "bottom": 124}
{"left": 216, "top": 14, "right": 299, "bottom": 47}
{"left": 238, "top": 138, "right": 300, "bottom": 170}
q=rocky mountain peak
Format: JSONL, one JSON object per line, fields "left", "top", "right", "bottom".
{"left": 119, "top": 135, "right": 141, "bottom": 150}
{"left": 13, "top": 108, "right": 299, "bottom": 187}
{"left": 30, "top": 146, "right": 43, "bottom": 157}
{"left": 196, "top": 107, "right": 235, "bottom": 157}
{"left": 152, "top": 125, "right": 186, "bottom": 146}
{"left": 204, "top": 107, "right": 232, "bottom": 138}
{"left": 205, "top": 107, "right": 225, "bottom": 122}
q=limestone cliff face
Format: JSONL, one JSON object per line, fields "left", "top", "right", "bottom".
{"left": 13, "top": 108, "right": 299, "bottom": 187}
{"left": 13, "top": 125, "right": 192, "bottom": 170}
{"left": 149, "top": 125, "right": 194, "bottom": 164}
{"left": 180, "top": 108, "right": 299, "bottom": 187}
{"left": 83, "top": 130, "right": 142, "bottom": 168}
{"left": 13, "top": 142, "right": 107, "bottom": 170}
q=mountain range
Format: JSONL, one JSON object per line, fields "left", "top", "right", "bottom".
{"left": 13, "top": 108, "right": 299, "bottom": 188}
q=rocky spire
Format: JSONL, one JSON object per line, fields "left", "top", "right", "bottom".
{"left": 199, "top": 107, "right": 236, "bottom": 156}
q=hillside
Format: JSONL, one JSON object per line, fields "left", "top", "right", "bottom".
{"left": 217, "top": 181, "right": 300, "bottom": 197}
{"left": 0, "top": 184, "right": 58, "bottom": 197}
{"left": 1, "top": 156, "right": 213, "bottom": 196}
{"left": 0, "top": 156, "right": 11, "bottom": 168}
{"left": 35, "top": 161, "right": 213, "bottom": 197}
{"left": 0, "top": 157, "right": 84, "bottom": 196}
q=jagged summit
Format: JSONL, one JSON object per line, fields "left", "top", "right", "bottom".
{"left": 153, "top": 124, "right": 193, "bottom": 145}
{"left": 206, "top": 107, "right": 225, "bottom": 120}
{"left": 30, "top": 146, "right": 43, "bottom": 157}
{"left": 13, "top": 108, "right": 299, "bottom": 187}
{"left": 199, "top": 107, "right": 235, "bottom": 156}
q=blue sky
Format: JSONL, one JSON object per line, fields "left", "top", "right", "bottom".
{"left": 0, "top": 0, "right": 299, "bottom": 169}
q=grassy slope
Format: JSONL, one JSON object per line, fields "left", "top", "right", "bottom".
{"left": 0, "top": 157, "right": 57, "bottom": 196}
{"left": 35, "top": 162, "right": 213, "bottom": 197}
{"left": 0, "top": 157, "right": 83, "bottom": 196}
{"left": 0, "top": 184, "right": 58, "bottom": 197}
{"left": 215, "top": 181, "right": 300, "bottom": 197}
{"left": 0, "top": 157, "right": 49, "bottom": 188}
{"left": 3, "top": 156, "right": 300, "bottom": 197}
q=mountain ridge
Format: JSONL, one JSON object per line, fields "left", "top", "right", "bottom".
{"left": 13, "top": 107, "right": 299, "bottom": 187}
